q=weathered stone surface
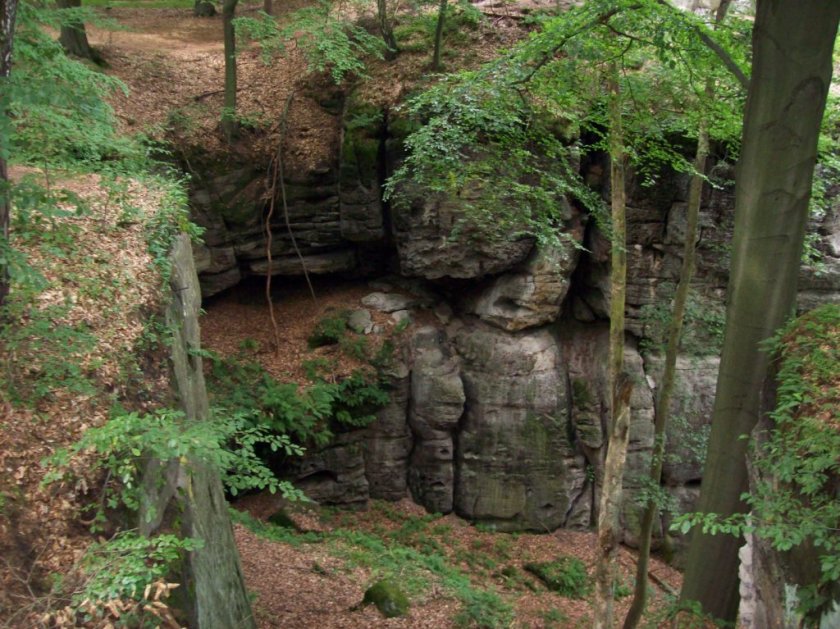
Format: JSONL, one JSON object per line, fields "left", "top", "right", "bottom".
{"left": 365, "top": 368, "right": 412, "bottom": 501}
{"left": 339, "top": 99, "right": 385, "bottom": 243}
{"left": 453, "top": 323, "right": 587, "bottom": 531}
{"left": 559, "top": 322, "right": 655, "bottom": 544}
{"left": 407, "top": 327, "right": 464, "bottom": 514}
{"left": 292, "top": 430, "right": 369, "bottom": 508}
{"left": 347, "top": 309, "right": 373, "bottom": 334}
{"left": 141, "top": 236, "right": 255, "bottom": 628}
{"left": 644, "top": 354, "right": 719, "bottom": 485}
{"left": 361, "top": 291, "right": 418, "bottom": 313}
{"left": 463, "top": 234, "right": 582, "bottom": 332}
{"left": 392, "top": 188, "right": 535, "bottom": 280}
{"left": 249, "top": 249, "right": 357, "bottom": 275}
{"left": 391, "top": 310, "right": 411, "bottom": 325}
{"left": 197, "top": 267, "right": 242, "bottom": 298}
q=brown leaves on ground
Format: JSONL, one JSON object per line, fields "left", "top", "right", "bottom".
{"left": 0, "top": 167, "right": 166, "bottom": 622}
{"left": 233, "top": 497, "right": 684, "bottom": 629}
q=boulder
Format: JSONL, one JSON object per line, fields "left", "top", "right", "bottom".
{"left": 347, "top": 309, "right": 373, "bottom": 334}
{"left": 361, "top": 291, "right": 418, "bottom": 313}
{"left": 463, "top": 234, "right": 582, "bottom": 332}
{"left": 453, "top": 323, "right": 587, "bottom": 531}
{"left": 392, "top": 188, "right": 535, "bottom": 280}
{"left": 406, "top": 327, "right": 464, "bottom": 513}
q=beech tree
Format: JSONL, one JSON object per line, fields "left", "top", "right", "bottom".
{"left": 56, "top": 0, "right": 100, "bottom": 63}
{"left": 679, "top": 0, "right": 840, "bottom": 621}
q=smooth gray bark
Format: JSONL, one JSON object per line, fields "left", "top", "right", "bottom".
{"left": 680, "top": 0, "right": 840, "bottom": 621}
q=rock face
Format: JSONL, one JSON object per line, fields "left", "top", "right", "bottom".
{"left": 454, "top": 324, "right": 587, "bottom": 531}
{"left": 143, "top": 236, "right": 255, "bottom": 628}
{"left": 391, "top": 190, "right": 536, "bottom": 279}
{"left": 463, "top": 234, "right": 583, "bottom": 331}
{"left": 365, "top": 367, "right": 412, "bottom": 501}
{"left": 190, "top": 92, "right": 840, "bottom": 550}
{"left": 407, "top": 327, "right": 464, "bottom": 514}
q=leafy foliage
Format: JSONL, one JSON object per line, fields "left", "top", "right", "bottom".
{"left": 43, "top": 407, "right": 306, "bottom": 528}
{"left": 234, "top": 2, "right": 386, "bottom": 84}
{"left": 385, "top": 0, "right": 749, "bottom": 249}
{"left": 206, "top": 350, "right": 389, "bottom": 449}
{"left": 638, "top": 289, "right": 726, "bottom": 355}
{"left": 673, "top": 304, "right": 840, "bottom": 619}
{"left": 523, "top": 557, "right": 590, "bottom": 598}
{"left": 76, "top": 531, "right": 200, "bottom": 603}
{"left": 307, "top": 311, "right": 349, "bottom": 348}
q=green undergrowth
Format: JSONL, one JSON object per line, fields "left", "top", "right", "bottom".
{"left": 204, "top": 348, "right": 390, "bottom": 449}
{"left": 1, "top": 4, "right": 210, "bottom": 623}
{"left": 231, "top": 505, "right": 515, "bottom": 628}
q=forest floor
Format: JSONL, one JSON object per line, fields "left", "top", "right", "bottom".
{"left": 1, "top": 2, "right": 687, "bottom": 627}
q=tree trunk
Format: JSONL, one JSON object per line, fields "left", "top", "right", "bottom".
{"left": 56, "top": 0, "right": 100, "bottom": 63}
{"left": 679, "top": 0, "right": 840, "bottom": 622}
{"left": 376, "top": 0, "right": 398, "bottom": 60}
{"left": 263, "top": 0, "right": 271, "bottom": 15}
{"left": 593, "top": 63, "right": 628, "bottom": 629}
{"left": 623, "top": 123, "right": 708, "bottom": 629}
{"left": 431, "top": 0, "right": 447, "bottom": 71}
{"left": 594, "top": 375, "right": 633, "bottom": 629}
{"left": 221, "top": 0, "right": 239, "bottom": 142}
{"left": 623, "top": 6, "right": 734, "bottom": 626}
{"left": 0, "top": 0, "right": 19, "bottom": 308}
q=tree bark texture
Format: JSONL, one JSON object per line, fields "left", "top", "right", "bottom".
{"left": 593, "top": 64, "right": 629, "bottom": 629}
{"left": 0, "top": 0, "right": 19, "bottom": 307}
{"left": 221, "top": 0, "right": 239, "bottom": 141}
{"left": 623, "top": 4, "right": 737, "bottom": 623}
{"left": 431, "top": 0, "right": 447, "bottom": 71}
{"left": 56, "top": 0, "right": 98, "bottom": 63}
{"left": 376, "top": 0, "right": 398, "bottom": 60}
{"left": 594, "top": 375, "right": 633, "bottom": 629}
{"left": 680, "top": 0, "right": 840, "bottom": 622}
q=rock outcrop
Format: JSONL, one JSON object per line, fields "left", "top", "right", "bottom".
{"left": 189, "top": 92, "right": 840, "bottom": 551}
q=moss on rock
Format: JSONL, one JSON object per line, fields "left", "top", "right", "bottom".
{"left": 362, "top": 579, "right": 410, "bottom": 618}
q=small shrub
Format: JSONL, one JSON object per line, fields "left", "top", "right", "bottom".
{"left": 524, "top": 556, "right": 590, "bottom": 598}
{"left": 307, "top": 312, "right": 348, "bottom": 348}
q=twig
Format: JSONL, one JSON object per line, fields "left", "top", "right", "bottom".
{"left": 276, "top": 92, "right": 316, "bottom": 303}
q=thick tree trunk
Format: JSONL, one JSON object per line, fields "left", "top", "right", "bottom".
{"left": 263, "top": 0, "right": 272, "bottom": 15}
{"left": 56, "top": 0, "right": 99, "bottom": 63}
{"left": 376, "top": 0, "right": 398, "bottom": 60}
{"left": 593, "top": 64, "right": 628, "bottom": 629}
{"left": 221, "top": 0, "right": 239, "bottom": 141}
{"left": 0, "top": 0, "right": 19, "bottom": 308}
{"left": 431, "top": 0, "right": 447, "bottom": 71}
{"left": 679, "top": 0, "right": 840, "bottom": 622}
